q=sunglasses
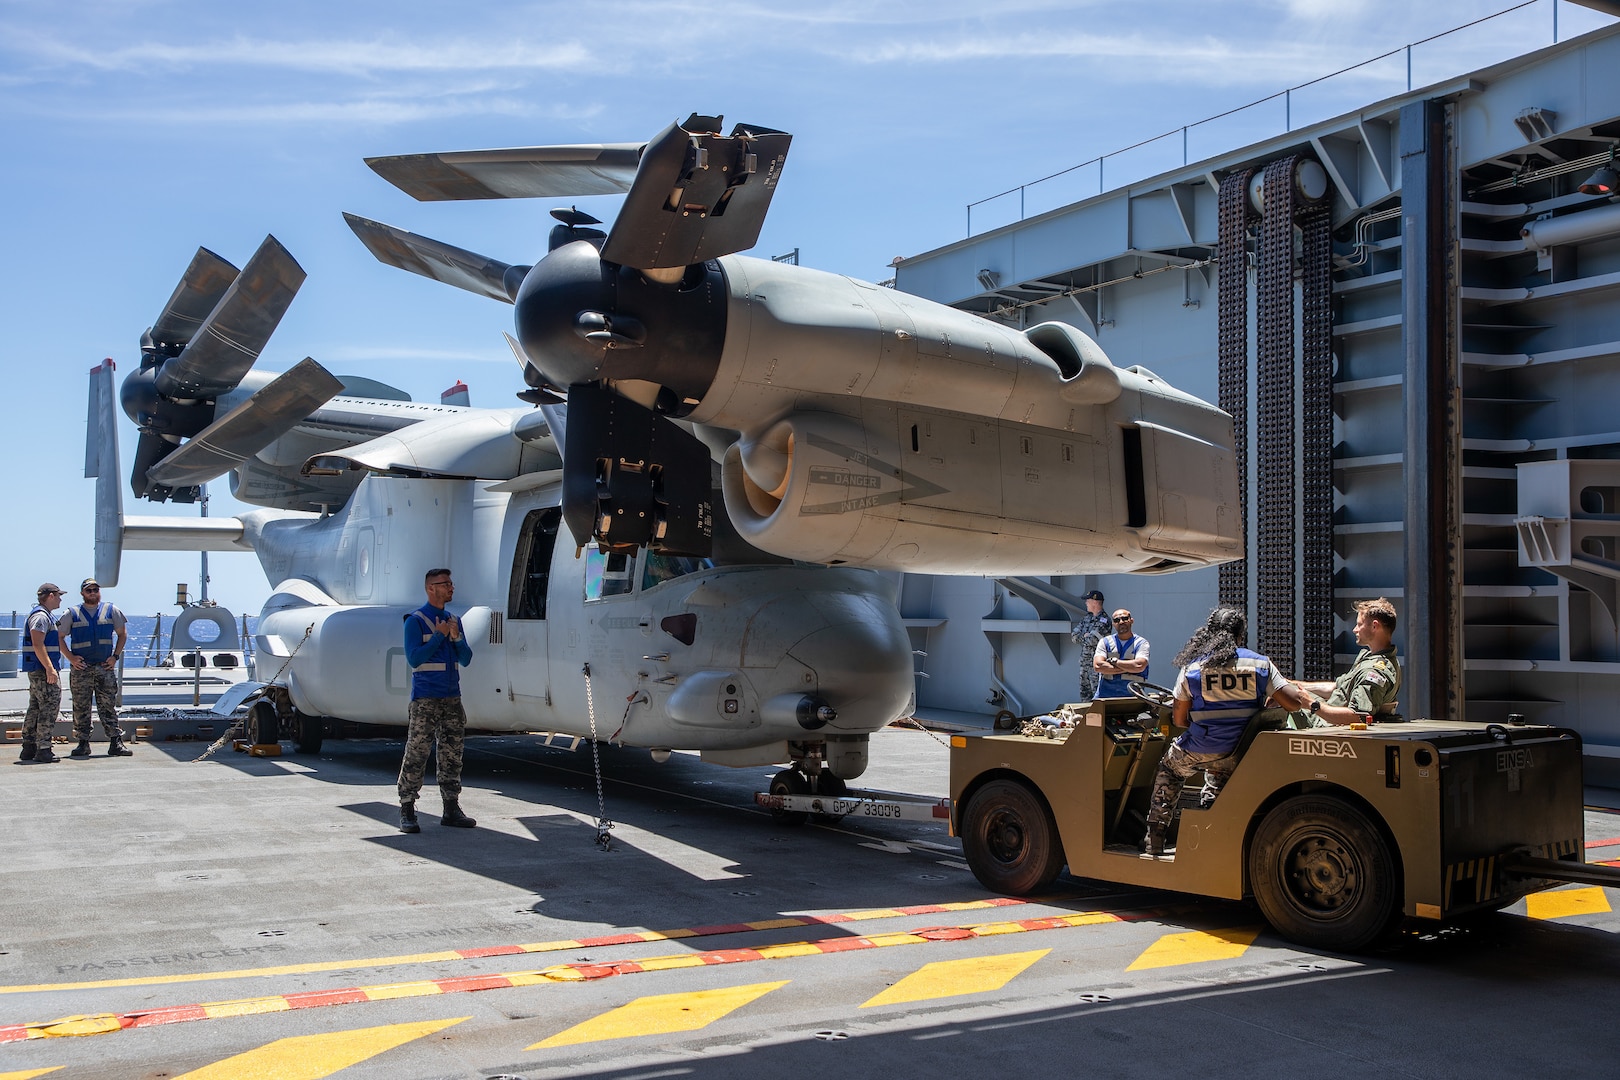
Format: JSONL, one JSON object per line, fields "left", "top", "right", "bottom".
{"left": 1113, "top": 615, "right": 1133, "bottom": 622}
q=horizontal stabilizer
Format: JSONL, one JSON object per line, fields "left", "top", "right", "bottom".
{"left": 146, "top": 358, "right": 344, "bottom": 489}
{"left": 365, "top": 143, "right": 644, "bottom": 201}
{"left": 603, "top": 118, "right": 791, "bottom": 270}
{"left": 150, "top": 247, "right": 240, "bottom": 348}
{"left": 122, "top": 516, "right": 249, "bottom": 551}
{"left": 344, "top": 213, "right": 525, "bottom": 303}
{"left": 155, "top": 236, "right": 306, "bottom": 399}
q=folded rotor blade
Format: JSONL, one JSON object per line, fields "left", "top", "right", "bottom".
{"left": 365, "top": 143, "right": 645, "bottom": 202}
{"left": 129, "top": 430, "right": 172, "bottom": 500}
{"left": 154, "top": 235, "right": 305, "bottom": 400}
{"left": 146, "top": 358, "right": 343, "bottom": 489}
{"left": 149, "top": 247, "right": 240, "bottom": 349}
{"left": 90, "top": 360, "right": 124, "bottom": 586}
{"left": 344, "top": 213, "right": 527, "bottom": 303}
{"left": 602, "top": 117, "right": 791, "bottom": 270}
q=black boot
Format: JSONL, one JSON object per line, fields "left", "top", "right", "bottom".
{"left": 1140, "top": 822, "right": 1166, "bottom": 859}
{"left": 71, "top": 739, "right": 92, "bottom": 758}
{"left": 399, "top": 802, "right": 421, "bottom": 834}
{"left": 33, "top": 746, "right": 61, "bottom": 764}
{"left": 440, "top": 798, "right": 476, "bottom": 828}
{"left": 18, "top": 741, "right": 36, "bottom": 762}
{"left": 107, "top": 737, "right": 133, "bottom": 757}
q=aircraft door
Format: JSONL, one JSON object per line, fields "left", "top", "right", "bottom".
{"left": 506, "top": 506, "right": 561, "bottom": 703}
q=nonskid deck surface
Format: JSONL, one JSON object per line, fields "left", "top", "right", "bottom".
{"left": 2, "top": 726, "right": 1617, "bottom": 1079}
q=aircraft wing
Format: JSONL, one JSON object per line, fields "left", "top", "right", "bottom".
{"left": 344, "top": 213, "right": 526, "bottom": 303}
{"left": 365, "top": 143, "right": 645, "bottom": 201}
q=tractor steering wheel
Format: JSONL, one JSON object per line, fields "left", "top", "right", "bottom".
{"left": 1126, "top": 680, "right": 1178, "bottom": 711}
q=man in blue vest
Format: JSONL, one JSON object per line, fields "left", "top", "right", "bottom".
{"left": 397, "top": 568, "right": 476, "bottom": 833}
{"left": 59, "top": 577, "right": 131, "bottom": 757}
{"left": 1141, "top": 606, "right": 1318, "bottom": 858}
{"left": 19, "top": 583, "right": 66, "bottom": 764}
{"left": 1092, "top": 608, "right": 1150, "bottom": 698}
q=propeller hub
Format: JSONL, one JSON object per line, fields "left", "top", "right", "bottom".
{"left": 512, "top": 241, "right": 729, "bottom": 417}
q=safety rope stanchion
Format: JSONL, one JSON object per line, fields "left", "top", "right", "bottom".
{"left": 581, "top": 663, "right": 615, "bottom": 851}
{"left": 191, "top": 624, "right": 314, "bottom": 763}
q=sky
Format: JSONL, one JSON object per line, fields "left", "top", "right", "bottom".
{"left": 0, "top": 0, "right": 1611, "bottom": 618}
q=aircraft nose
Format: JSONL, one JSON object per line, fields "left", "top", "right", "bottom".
{"left": 785, "top": 592, "right": 914, "bottom": 732}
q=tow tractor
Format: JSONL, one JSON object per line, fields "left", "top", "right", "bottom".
{"left": 949, "top": 684, "right": 1620, "bottom": 950}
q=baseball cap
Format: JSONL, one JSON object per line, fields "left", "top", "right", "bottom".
{"left": 37, "top": 583, "right": 63, "bottom": 597}
{"left": 1082, "top": 590, "right": 1104, "bottom": 601}
{"left": 80, "top": 577, "right": 100, "bottom": 590}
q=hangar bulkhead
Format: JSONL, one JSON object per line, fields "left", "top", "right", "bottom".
{"left": 893, "top": 12, "right": 1620, "bottom": 782}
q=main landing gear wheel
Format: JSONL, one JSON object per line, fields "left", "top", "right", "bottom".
{"left": 1126, "top": 680, "right": 1178, "bottom": 710}
{"left": 768, "top": 768, "right": 811, "bottom": 825}
{"left": 247, "top": 700, "right": 280, "bottom": 746}
{"left": 1248, "top": 795, "right": 1400, "bottom": 951}
{"left": 294, "top": 711, "right": 323, "bottom": 755}
{"left": 960, "top": 778, "right": 1065, "bottom": 895}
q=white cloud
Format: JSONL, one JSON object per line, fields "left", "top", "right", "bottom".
{"left": 7, "top": 30, "right": 599, "bottom": 77}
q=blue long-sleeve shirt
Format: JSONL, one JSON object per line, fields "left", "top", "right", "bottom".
{"left": 405, "top": 603, "right": 472, "bottom": 699}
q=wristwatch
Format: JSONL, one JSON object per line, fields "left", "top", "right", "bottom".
{"left": 1308, "top": 698, "right": 1321, "bottom": 715}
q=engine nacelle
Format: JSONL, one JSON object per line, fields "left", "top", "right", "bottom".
{"left": 721, "top": 408, "right": 1238, "bottom": 575}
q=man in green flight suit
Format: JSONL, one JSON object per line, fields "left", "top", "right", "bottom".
{"left": 1293, "top": 597, "right": 1401, "bottom": 726}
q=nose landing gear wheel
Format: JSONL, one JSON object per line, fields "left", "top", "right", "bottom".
{"left": 768, "top": 768, "right": 811, "bottom": 825}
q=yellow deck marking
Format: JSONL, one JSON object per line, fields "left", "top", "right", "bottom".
{"left": 0, "top": 1069, "right": 64, "bottom": 1079}
{"left": 1526, "top": 886, "right": 1613, "bottom": 920}
{"left": 861, "top": 949, "right": 1049, "bottom": 1008}
{"left": 171, "top": 1017, "right": 466, "bottom": 1079}
{"left": 531, "top": 981, "right": 787, "bottom": 1049}
{"left": 1126, "top": 926, "right": 1261, "bottom": 971}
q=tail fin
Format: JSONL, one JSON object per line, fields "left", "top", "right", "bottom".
{"left": 87, "top": 360, "right": 250, "bottom": 586}
{"left": 89, "top": 360, "right": 125, "bottom": 586}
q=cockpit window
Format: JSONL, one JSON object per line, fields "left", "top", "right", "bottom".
{"left": 641, "top": 553, "right": 715, "bottom": 591}
{"left": 583, "top": 546, "right": 635, "bottom": 602}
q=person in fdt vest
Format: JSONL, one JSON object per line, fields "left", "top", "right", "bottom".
{"left": 1092, "top": 608, "right": 1150, "bottom": 698}
{"left": 18, "top": 583, "right": 66, "bottom": 764}
{"left": 397, "top": 568, "right": 476, "bottom": 833}
{"left": 58, "top": 578, "right": 132, "bottom": 757}
{"left": 1141, "top": 606, "right": 1321, "bottom": 858}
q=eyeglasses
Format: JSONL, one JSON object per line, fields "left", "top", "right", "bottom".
{"left": 427, "top": 580, "right": 454, "bottom": 588}
{"left": 1113, "top": 615, "right": 1133, "bottom": 623}
{"left": 83, "top": 587, "right": 101, "bottom": 593}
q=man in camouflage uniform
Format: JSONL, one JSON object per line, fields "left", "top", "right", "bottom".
{"left": 18, "top": 583, "right": 66, "bottom": 764}
{"left": 1293, "top": 597, "right": 1402, "bottom": 728}
{"left": 1070, "top": 590, "right": 1110, "bottom": 701}
{"left": 397, "top": 568, "right": 476, "bottom": 833}
{"left": 59, "top": 577, "right": 132, "bottom": 757}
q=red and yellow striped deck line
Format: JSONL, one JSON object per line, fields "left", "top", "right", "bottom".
{"left": 0, "top": 909, "right": 1125, "bottom": 1045}
{"left": 0, "top": 898, "right": 1032, "bottom": 996}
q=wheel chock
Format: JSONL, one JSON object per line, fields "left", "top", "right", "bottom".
{"left": 232, "top": 740, "right": 249, "bottom": 753}
{"left": 248, "top": 743, "right": 283, "bottom": 757}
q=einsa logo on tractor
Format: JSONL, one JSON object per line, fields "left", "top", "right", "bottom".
{"left": 1287, "top": 738, "right": 1358, "bottom": 759}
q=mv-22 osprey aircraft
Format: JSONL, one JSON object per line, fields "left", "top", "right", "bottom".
{"left": 95, "top": 236, "right": 913, "bottom": 797}
{"left": 100, "top": 113, "right": 1239, "bottom": 798}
